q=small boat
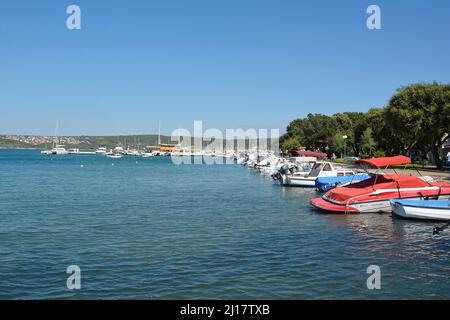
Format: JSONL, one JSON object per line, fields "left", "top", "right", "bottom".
{"left": 113, "top": 146, "right": 125, "bottom": 154}
{"left": 271, "top": 157, "right": 316, "bottom": 182}
{"left": 310, "top": 156, "right": 450, "bottom": 213}
{"left": 51, "top": 145, "right": 69, "bottom": 155}
{"left": 107, "top": 153, "right": 123, "bottom": 159}
{"left": 279, "top": 161, "right": 355, "bottom": 187}
{"left": 255, "top": 155, "right": 286, "bottom": 176}
{"left": 315, "top": 173, "right": 371, "bottom": 192}
{"left": 141, "top": 152, "right": 155, "bottom": 158}
{"left": 126, "top": 149, "right": 140, "bottom": 156}
{"left": 96, "top": 147, "right": 107, "bottom": 155}
{"left": 44, "top": 122, "right": 68, "bottom": 155}
{"left": 390, "top": 199, "right": 450, "bottom": 221}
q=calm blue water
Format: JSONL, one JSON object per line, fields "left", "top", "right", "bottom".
{"left": 0, "top": 149, "right": 449, "bottom": 299}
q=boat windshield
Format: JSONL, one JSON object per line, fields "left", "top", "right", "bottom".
{"left": 309, "top": 163, "right": 324, "bottom": 177}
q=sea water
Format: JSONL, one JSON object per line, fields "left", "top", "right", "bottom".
{"left": 0, "top": 149, "right": 449, "bottom": 299}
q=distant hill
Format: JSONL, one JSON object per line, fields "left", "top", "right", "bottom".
{"left": 0, "top": 134, "right": 279, "bottom": 151}
{"left": 0, "top": 134, "right": 175, "bottom": 150}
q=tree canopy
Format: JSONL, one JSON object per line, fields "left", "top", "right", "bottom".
{"left": 280, "top": 82, "right": 450, "bottom": 167}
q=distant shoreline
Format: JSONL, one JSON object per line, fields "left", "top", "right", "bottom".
{"left": 0, "top": 147, "right": 40, "bottom": 150}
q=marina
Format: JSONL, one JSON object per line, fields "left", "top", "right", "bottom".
{"left": 1, "top": 149, "right": 450, "bottom": 299}
{"left": 1, "top": 0, "right": 449, "bottom": 304}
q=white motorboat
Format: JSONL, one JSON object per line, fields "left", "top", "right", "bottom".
{"left": 255, "top": 156, "right": 285, "bottom": 176}
{"left": 280, "top": 161, "right": 354, "bottom": 187}
{"left": 113, "top": 146, "right": 125, "bottom": 154}
{"left": 126, "top": 149, "right": 140, "bottom": 156}
{"left": 390, "top": 199, "right": 450, "bottom": 221}
{"left": 96, "top": 147, "right": 107, "bottom": 155}
{"left": 141, "top": 152, "right": 155, "bottom": 158}
{"left": 107, "top": 153, "right": 123, "bottom": 159}
{"left": 272, "top": 157, "right": 316, "bottom": 182}
{"left": 51, "top": 145, "right": 69, "bottom": 155}
{"left": 236, "top": 156, "right": 249, "bottom": 165}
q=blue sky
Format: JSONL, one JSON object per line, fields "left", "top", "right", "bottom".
{"left": 1, "top": 0, "right": 449, "bottom": 136}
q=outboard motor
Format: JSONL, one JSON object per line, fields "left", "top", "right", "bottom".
{"left": 279, "top": 164, "right": 290, "bottom": 175}
{"left": 272, "top": 164, "right": 289, "bottom": 181}
{"left": 289, "top": 164, "right": 300, "bottom": 174}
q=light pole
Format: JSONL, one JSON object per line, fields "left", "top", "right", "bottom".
{"left": 342, "top": 135, "right": 348, "bottom": 159}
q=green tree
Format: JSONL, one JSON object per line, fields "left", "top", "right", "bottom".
{"left": 300, "top": 114, "right": 338, "bottom": 151}
{"left": 384, "top": 82, "right": 450, "bottom": 168}
{"left": 280, "top": 114, "right": 338, "bottom": 153}
{"left": 280, "top": 82, "right": 449, "bottom": 167}
{"left": 360, "top": 128, "right": 376, "bottom": 157}
{"left": 329, "top": 133, "right": 345, "bottom": 157}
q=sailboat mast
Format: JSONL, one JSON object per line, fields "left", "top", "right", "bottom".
{"left": 158, "top": 121, "right": 161, "bottom": 145}
{"left": 53, "top": 121, "right": 59, "bottom": 148}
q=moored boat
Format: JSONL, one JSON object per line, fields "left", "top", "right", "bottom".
{"left": 141, "top": 152, "right": 155, "bottom": 158}
{"left": 107, "top": 153, "right": 123, "bottom": 159}
{"left": 278, "top": 161, "right": 355, "bottom": 187}
{"left": 51, "top": 145, "right": 69, "bottom": 155}
{"left": 96, "top": 147, "right": 107, "bottom": 155}
{"left": 390, "top": 199, "right": 450, "bottom": 221}
{"left": 315, "top": 173, "right": 371, "bottom": 192}
{"left": 310, "top": 156, "right": 450, "bottom": 213}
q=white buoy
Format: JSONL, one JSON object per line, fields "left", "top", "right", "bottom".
{"left": 80, "top": 164, "right": 84, "bottom": 168}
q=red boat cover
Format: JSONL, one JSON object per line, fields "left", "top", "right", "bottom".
{"left": 355, "top": 155, "right": 411, "bottom": 168}
{"left": 326, "top": 174, "right": 430, "bottom": 203}
{"left": 295, "top": 150, "right": 328, "bottom": 158}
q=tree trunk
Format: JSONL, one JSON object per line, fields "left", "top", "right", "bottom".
{"left": 431, "top": 143, "right": 443, "bottom": 169}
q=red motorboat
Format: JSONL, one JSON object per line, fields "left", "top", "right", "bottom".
{"left": 310, "top": 156, "right": 450, "bottom": 213}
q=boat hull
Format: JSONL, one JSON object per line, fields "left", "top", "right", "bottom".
{"left": 282, "top": 176, "right": 316, "bottom": 187}
{"left": 311, "top": 194, "right": 450, "bottom": 214}
{"left": 53, "top": 151, "right": 69, "bottom": 155}
{"left": 390, "top": 200, "right": 450, "bottom": 221}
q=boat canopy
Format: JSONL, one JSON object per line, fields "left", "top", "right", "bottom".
{"left": 326, "top": 174, "right": 430, "bottom": 202}
{"left": 315, "top": 173, "right": 371, "bottom": 192}
{"left": 355, "top": 155, "right": 411, "bottom": 168}
{"left": 294, "top": 150, "right": 328, "bottom": 158}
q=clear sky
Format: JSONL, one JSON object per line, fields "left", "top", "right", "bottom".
{"left": 1, "top": 0, "right": 449, "bottom": 136}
